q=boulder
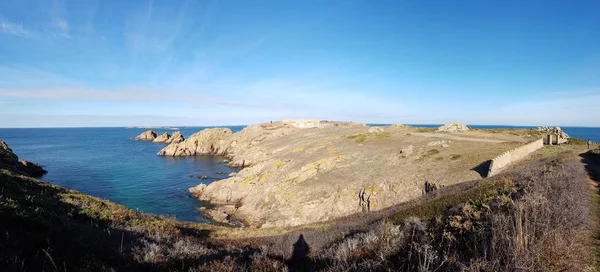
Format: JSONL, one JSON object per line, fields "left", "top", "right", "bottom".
{"left": 165, "top": 131, "right": 184, "bottom": 144}
{"left": 152, "top": 133, "right": 171, "bottom": 143}
{"left": 368, "top": 127, "right": 384, "bottom": 133}
{"left": 157, "top": 128, "right": 233, "bottom": 156}
{"left": 17, "top": 160, "right": 47, "bottom": 177}
{"left": 437, "top": 122, "right": 469, "bottom": 132}
{"left": 203, "top": 209, "right": 231, "bottom": 224}
{"left": 189, "top": 183, "right": 207, "bottom": 196}
{"left": 133, "top": 130, "right": 157, "bottom": 141}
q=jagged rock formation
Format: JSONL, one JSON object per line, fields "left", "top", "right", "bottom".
{"left": 437, "top": 122, "right": 470, "bottom": 132}
{"left": 165, "top": 131, "right": 184, "bottom": 144}
{"left": 0, "top": 140, "right": 47, "bottom": 177}
{"left": 0, "top": 140, "right": 18, "bottom": 165}
{"left": 133, "top": 130, "right": 157, "bottom": 141}
{"left": 158, "top": 128, "right": 233, "bottom": 156}
{"left": 152, "top": 133, "right": 171, "bottom": 143}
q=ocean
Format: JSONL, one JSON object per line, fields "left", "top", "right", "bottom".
{"left": 0, "top": 126, "right": 244, "bottom": 223}
{"left": 1, "top": 125, "right": 599, "bottom": 223}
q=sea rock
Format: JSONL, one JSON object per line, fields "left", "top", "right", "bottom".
{"left": 157, "top": 128, "right": 233, "bottom": 156}
{"left": 17, "top": 160, "right": 47, "bottom": 177}
{"left": 189, "top": 183, "right": 207, "bottom": 196}
{"left": 152, "top": 133, "right": 171, "bottom": 143}
{"left": 437, "top": 122, "right": 469, "bottom": 132}
{"left": 0, "top": 140, "right": 47, "bottom": 177}
{"left": 165, "top": 131, "right": 184, "bottom": 144}
{"left": 134, "top": 130, "right": 157, "bottom": 141}
{"left": 368, "top": 127, "right": 384, "bottom": 133}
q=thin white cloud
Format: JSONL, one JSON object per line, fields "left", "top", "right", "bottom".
{"left": 0, "top": 20, "right": 32, "bottom": 37}
{"left": 0, "top": 86, "right": 250, "bottom": 107}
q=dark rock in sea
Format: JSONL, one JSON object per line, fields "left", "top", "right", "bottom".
{"left": 17, "top": 160, "right": 48, "bottom": 177}
{"left": 199, "top": 175, "right": 208, "bottom": 180}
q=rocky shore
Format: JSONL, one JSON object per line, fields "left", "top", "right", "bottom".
{"left": 0, "top": 140, "right": 47, "bottom": 177}
{"left": 152, "top": 120, "right": 531, "bottom": 228}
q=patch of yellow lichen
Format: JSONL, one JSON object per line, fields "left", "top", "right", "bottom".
{"left": 272, "top": 159, "right": 286, "bottom": 169}
{"left": 338, "top": 189, "right": 352, "bottom": 197}
{"left": 291, "top": 146, "right": 305, "bottom": 153}
{"left": 259, "top": 173, "right": 272, "bottom": 182}
{"left": 240, "top": 173, "right": 272, "bottom": 185}
{"left": 369, "top": 199, "right": 376, "bottom": 210}
{"left": 325, "top": 146, "right": 335, "bottom": 154}
{"left": 364, "top": 184, "right": 384, "bottom": 195}
{"left": 241, "top": 175, "right": 259, "bottom": 185}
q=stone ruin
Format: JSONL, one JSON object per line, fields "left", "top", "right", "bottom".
{"left": 536, "top": 126, "right": 569, "bottom": 145}
{"left": 437, "top": 122, "right": 470, "bottom": 133}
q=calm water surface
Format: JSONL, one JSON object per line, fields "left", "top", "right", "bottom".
{"left": 0, "top": 126, "right": 243, "bottom": 223}
{"left": 1, "top": 125, "right": 599, "bottom": 222}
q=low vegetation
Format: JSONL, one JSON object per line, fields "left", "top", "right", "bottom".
{"left": 347, "top": 132, "right": 391, "bottom": 143}
{"left": 0, "top": 152, "right": 594, "bottom": 271}
{"left": 416, "top": 127, "right": 437, "bottom": 133}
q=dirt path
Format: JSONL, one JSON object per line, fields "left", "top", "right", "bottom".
{"left": 415, "top": 132, "right": 510, "bottom": 143}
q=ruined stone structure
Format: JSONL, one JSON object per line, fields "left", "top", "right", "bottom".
{"left": 282, "top": 119, "right": 322, "bottom": 128}
{"left": 537, "top": 126, "right": 569, "bottom": 145}
{"left": 487, "top": 138, "right": 544, "bottom": 177}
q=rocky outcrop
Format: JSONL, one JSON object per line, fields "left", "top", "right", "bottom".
{"left": 0, "top": 140, "right": 18, "bottom": 165}
{"left": 17, "top": 160, "right": 47, "bottom": 177}
{"left": 165, "top": 131, "right": 184, "bottom": 144}
{"left": 0, "top": 140, "right": 47, "bottom": 177}
{"left": 133, "top": 130, "right": 157, "bottom": 141}
{"left": 158, "top": 128, "right": 233, "bottom": 156}
{"left": 437, "top": 122, "right": 469, "bottom": 132}
{"left": 368, "top": 126, "right": 384, "bottom": 133}
{"left": 173, "top": 122, "right": 526, "bottom": 228}
{"left": 152, "top": 133, "right": 171, "bottom": 143}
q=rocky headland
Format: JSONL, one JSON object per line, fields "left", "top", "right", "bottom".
{"left": 155, "top": 120, "right": 534, "bottom": 228}
{"left": 0, "top": 140, "right": 47, "bottom": 177}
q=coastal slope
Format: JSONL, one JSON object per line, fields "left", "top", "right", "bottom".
{"left": 158, "top": 121, "right": 535, "bottom": 228}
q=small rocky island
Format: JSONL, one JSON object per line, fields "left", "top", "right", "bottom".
{"left": 138, "top": 120, "right": 554, "bottom": 228}
{"left": 133, "top": 130, "right": 184, "bottom": 144}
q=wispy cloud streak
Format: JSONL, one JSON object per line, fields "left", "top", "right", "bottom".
{"left": 0, "top": 20, "right": 32, "bottom": 37}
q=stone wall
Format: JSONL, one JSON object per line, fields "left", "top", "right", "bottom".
{"left": 487, "top": 138, "right": 544, "bottom": 177}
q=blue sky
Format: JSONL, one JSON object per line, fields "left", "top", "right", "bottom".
{"left": 0, "top": 0, "right": 599, "bottom": 127}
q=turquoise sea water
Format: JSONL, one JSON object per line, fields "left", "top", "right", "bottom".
{"left": 0, "top": 126, "right": 243, "bottom": 223}
{"left": 1, "top": 125, "right": 599, "bottom": 222}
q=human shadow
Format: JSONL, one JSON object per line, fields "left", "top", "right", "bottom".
{"left": 287, "top": 234, "right": 314, "bottom": 272}
{"left": 471, "top": 160, "right": 492, "bottom": 178}
{"left": 580, "top": 151, "right": 600, "bottom": 183}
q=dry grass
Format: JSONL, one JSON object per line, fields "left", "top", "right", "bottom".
{"left": 1, "top": 152, "right": 594, "bottom": 271}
